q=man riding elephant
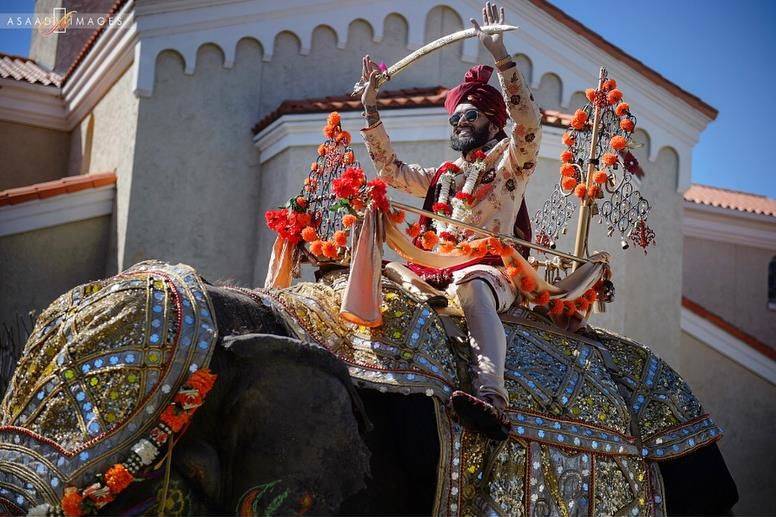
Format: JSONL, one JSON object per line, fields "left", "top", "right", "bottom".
{"left": 359, "top": 2, "right": 538, "bottom": 441}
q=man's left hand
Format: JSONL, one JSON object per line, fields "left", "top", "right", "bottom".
{"left": 470, "top": 2, "right": 508, "bottom": 60}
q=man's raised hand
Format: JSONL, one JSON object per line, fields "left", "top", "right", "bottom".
{"left": 470, "top": 2, "right": 508, "bottom": 59}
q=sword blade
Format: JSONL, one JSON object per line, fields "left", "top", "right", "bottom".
{"left": 352, "top": 24, "right": 519, "bottom": 96}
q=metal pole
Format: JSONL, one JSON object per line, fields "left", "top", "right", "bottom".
{"left": 391, "top": 200, "right": 590, "bottom": 264}
{"left": 571, "top": 67, "right": 607, "bottom": 270}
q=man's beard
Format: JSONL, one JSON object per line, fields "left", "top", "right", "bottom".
{"left": 450, "top": 124, "right": 491, "bottom": 154}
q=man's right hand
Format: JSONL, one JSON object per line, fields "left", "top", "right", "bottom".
{"left": 360, "top": 55, "right": 381, "bottom": 108}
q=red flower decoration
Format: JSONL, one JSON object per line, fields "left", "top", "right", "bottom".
{"left": 620, "top": 119, "right": 635, "bottom": 132}
{"left": 333, "top": 230, "right": 348, "bottom": 247}
{"left": 454, "top": 192, "right": 474, "bottom": 204}
{"left": 432, "top": 202, "right": 452, "bottom": 215}
{"left": 332, "top": 167, "right": 366, "bottom": 199}
{"left": 367, "top": 178, "right": 390, "bottom": 212}
{"left": 560, "top": 150, "right": 574, "bottom": 163}
{"left": 407, "top": 222, "right": 421, "bottom": 238}
{"left": 342, "top": 214, "right": 357, "bottom": 227}
{"left": 561, "top": 177, "right": 577, "bottom": 191}
{"left": 570, "top": 109, "right": 588, "bottom": 130}
{"left": 593, "top": 171, "right": 609, "bottom": 184}
{"left": 574, "top": 184, "right": 587, "bottom": 200}
{"left": 535, "top": 291, "right": 551, "bottom": 306}
{"left": 615, "top": 102, "right": 630, "bottom": 117}
{"left": 585, "top": 88, "right": 597, "bottom": 102}
{"left": 187, "top": 369, "right": 217, "bottom": 396}
{"left": 469, "top": 149, "right": 487, "bottom": 161}
{"left": 438, "top": 162, "right": 461, "bottom": 175}
{"left": 562, "top": 132, "right": 575, "bottom": 147}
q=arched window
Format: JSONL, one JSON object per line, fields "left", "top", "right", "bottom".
{"left": 769, "top": 256, "right": 776, "bottom": 310}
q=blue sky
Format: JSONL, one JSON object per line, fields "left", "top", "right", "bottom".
{"left": 2, "top": 0, "right": 775, "bottom": 197}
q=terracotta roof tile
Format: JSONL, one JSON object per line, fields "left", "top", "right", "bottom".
{"left": 61, "top": 0, "right": 130, "bottom": 83}
{"left": 682, "top": 297, "right": 776, "bottom": 358}
{"left": 252, "top": 86, "right": 572, "bottom": 135}
{"left": 684, "top": 184, "right": 776, "bottom": 217}
{"left": 0, "top": 52, "right": 62, "bottom": 87}
{"left": 0, "top": 172, "right": 117, "bottom": 207}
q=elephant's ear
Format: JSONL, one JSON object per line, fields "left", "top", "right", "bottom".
{"left": 174, "top": 439, "right": 221, "bottom": 503}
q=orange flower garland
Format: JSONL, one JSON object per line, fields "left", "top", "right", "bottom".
{"left": 342, "top": 214, "right": 357, "bottom": 228}
{"left": 56, "top": 368, "right": 218, "bottom": 516}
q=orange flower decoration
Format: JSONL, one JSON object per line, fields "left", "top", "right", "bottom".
{"left": 615, "top": 102, "right": 630, "bottom": 116}
{"left": 327, "top": 111, "right": 341, "bottom": 126}
{"left": 407, "top": 222, "right": 421, "bottom": 238}
{"left": 610, "top": 135, "right": 628, "bottom": 151}
{"left": 560, "top": 163, "right": 576, "bottom": 177}
{"left": 322, "top": 241, "right": 339, "bottom": 259}
{"left": 160, "top": 406, "right": 188, "bottom": 433}
{"left": 310, "top": 162, "right": 318, "bottom": 172}
{"left": 420, "top": 230, "right": 439, "bottom": 250}
{"left": 342, "top": 214, "right": 357, "bottom": 228}
{"left": 439, "top": 241, "right": 456, "bottom": 254}
{"left": 561, "top": 176, "right": 577, "bottom": 191}
{"left": 458, "top": 242, "right": 472, "bottom": 256}
{"left": 602, "top": 153, "right": 618, "bottom": 166}
{"left": 560, "top": 150, "right": 574, "bottom": 163}
{"left": 584, "top": 289, "right": 598, "bottom": 303}
{"left": 323, "top": 124, "right": 336, "bottom": 138}
{"left": 333, "top": 230, "right": 348, "bottom": 247}
{"left": 562, "top": 132, "right": 575, "bottom": 147}
{"left": 343, "top": 151, "right": 354, "bottom": 164}
{"left": 570, "top": 109, "right": 588, "bottom": 130}
{"left": 188, "top": 369, "right": 217, "bottom": 395}
{"left": 486, "top": 237, "right": 504, "bottom": 255}
{"left": 563, "top": 300, "right": 577, "bottom": 316}
{"left": 310, "top": 240, "right": 324, "bottom": 256}
{"left": 105, "top": 464, "right": 134, "bottom": 494}
{"left": 534, "top": 291, "right": 551, "bottom": 306}
{"left": 620, "top": 119, "right": 635, "bottom": 132}
{"left": 388, "top": 209, "right": 406, "bottom": 224}
{"left": 62, "top": 488, "right": 84, "bottom": 517}
{"left": 506, "top": 265, "right": 521, "bottom": 278}
{"left": 574, "top": 184, "right": 587, "bottom": 200}
{"left": 585, "top": 88, "right": 597, "bottom": 102}
{"left": 351, "top": 198, "right": 366, "bottom": 211}
{"left": 317, "top": 144, "right": 327, "bottom": 156}
{"left": 295, "top": 196, "right": 307, "bottom": 208}
{"left": 588, "top": 185, "right": 601, "bottom": 199}
{"left": 520, "top": 275, "right": 537, "bottom": 293}
{"left": 336, "top": 130, "right": 352, "bottom": 146}
{"left": 602, "top": 78, "right": 617, "bottom": 91}
{"left": 593, "top": 171, "right": 608, "bottom": 184}
{"left": 607, "top": 89, "right": 623, "bottom": 105}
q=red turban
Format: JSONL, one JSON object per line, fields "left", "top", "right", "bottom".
{"left": 444, "top": 65, "right": 507, "bottom": 130}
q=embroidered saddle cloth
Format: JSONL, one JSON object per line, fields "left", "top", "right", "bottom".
{"left": 0, "top": 261, "right": 218, "bottom": 514}
{"left": 259, "top": 269, "right": 723, "bottom": 517}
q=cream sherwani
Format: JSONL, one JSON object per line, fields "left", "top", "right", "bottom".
{"left": 361, "top": 64, "right": 542, "bottom": 312}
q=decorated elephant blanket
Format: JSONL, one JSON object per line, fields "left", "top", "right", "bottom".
{"left": 257, "top": 269, "right": 722, "bottom": 517}
{"left": 0, "top": 262, "right": 219, "bottom": 514}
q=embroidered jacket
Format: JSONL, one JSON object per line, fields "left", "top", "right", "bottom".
{"left": 361, "top": 64, "right": 541, "bottom": 239}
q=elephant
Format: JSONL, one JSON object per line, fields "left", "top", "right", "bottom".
{"left": 0, "top": 262, "right": 737, "bottom": 516}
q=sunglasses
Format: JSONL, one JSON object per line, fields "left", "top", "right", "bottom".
{"left": 449, "top": 108, "right": 480, "bottom": 127}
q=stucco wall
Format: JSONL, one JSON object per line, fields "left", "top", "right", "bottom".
{"left": 67, "top": 64, "right": 140, "bottom": 276}
{"left": 126, "top": 40, "right": 263, "bottom": 285}
{"left": 679, "top": 331, "right": 776, "bottom": 515}
{"left": 0, "top": 215, "right": 110, "bottom": 328}
{"left": 0, "top": 120, "right": 69, "bottom": 190}
{"left": 683, "top": 235, "right": 776, "bottom": 347}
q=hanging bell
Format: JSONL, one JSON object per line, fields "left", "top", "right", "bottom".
{"left": 621, "top": 239, "right": 629, "bottom": 250}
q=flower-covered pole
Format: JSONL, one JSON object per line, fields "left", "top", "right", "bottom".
{"left": 571, "top": 67, "right": 606, "bottom": 268}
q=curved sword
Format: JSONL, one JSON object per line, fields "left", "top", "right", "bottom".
{"left": 351, "top": 24, "right": 519, "bottom": 96}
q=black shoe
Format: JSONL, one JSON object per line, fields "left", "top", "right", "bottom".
{"left": 426, "top": 295, "right": 448, "bottom": 309}
{"left": 450, "top": 390, "right": 511, "bottom": 441}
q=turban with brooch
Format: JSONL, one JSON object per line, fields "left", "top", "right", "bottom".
{"left": 444, "top": 65, "right": 507, "bottom": 130}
